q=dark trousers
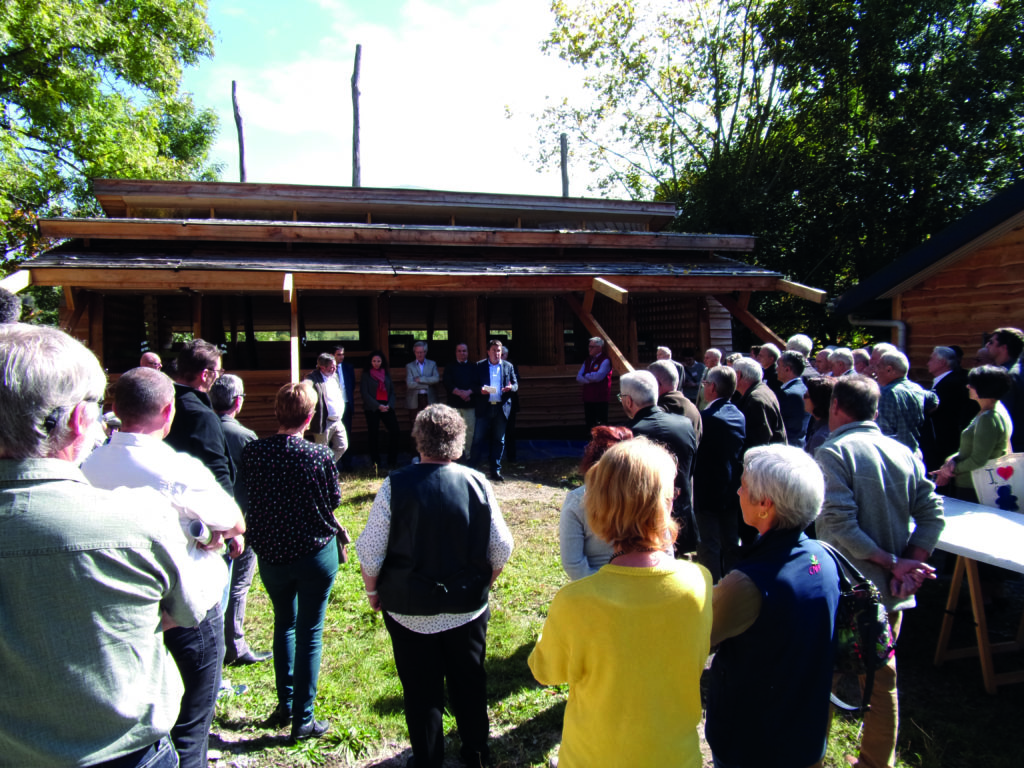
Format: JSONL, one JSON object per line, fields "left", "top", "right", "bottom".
{"left": 504, "top": 407, "right": 518, "bottom": 462}
{"left": 695, "top": 499, "right": 740, "bottom": 583}
{"left": 164, "top": 605, "right": 224, "bottom": 768}
{"left": 383, "top": 609, "right": 491, "bottom": 768}
{"left": 583, "top": 401, "right": 608, "bottom": 431}
{"left": 340, "top": 403, "right": 354, "bottom": 470}
{"left": 366, "top": 405, "right": 401, "bottom": 467}
{"left": 224, "top": 544, "right": 258, "bottom": 662}
{"left": 259, "top": 542, "right": 338, "bottom": 727}
{"left": 470, "top": 405, "right": 507, "bottom": 474}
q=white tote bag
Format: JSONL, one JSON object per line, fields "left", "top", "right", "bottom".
{"left": 971, "top": 453, "right": 1024, "bottom": 512}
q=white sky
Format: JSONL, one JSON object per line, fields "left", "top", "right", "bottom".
{"left": 180, "top": 0, "right": 602, "bottom": 197}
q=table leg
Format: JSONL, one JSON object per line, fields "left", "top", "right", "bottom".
{"left": 963, "top": 557, "right": 998, "bottom": 695}
{"left": 933, "top": 554, "right": 965, "bottom": 666}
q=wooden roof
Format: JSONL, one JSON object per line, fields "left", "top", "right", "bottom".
{"left": 90, "top": 178, "right": 679, "bottom": 231}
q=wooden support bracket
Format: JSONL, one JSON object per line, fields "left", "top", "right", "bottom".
{"left": 283, "top": 273, "right": 294, "bottom": 304}
{"left": 592, "top": 276, "right": 628, "bottom": 305}
{"left": 0, "top": 270, "right": 31, "bottom": 293}
{"left": 563, "top": 293, "right": 634, "bottom": 375}
{"left": 777, "top": 279, "right": 827, "bottom": 304}
{"left": 714, "top": 294, "right": 785, "bottom": 347}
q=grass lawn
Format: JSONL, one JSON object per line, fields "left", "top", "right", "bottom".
{"left": 211, "top": 459, "right": 1024, "bottom": 767}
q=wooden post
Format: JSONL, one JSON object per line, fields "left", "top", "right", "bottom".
{"left": 352, "top": 44, "right": 362, "bottom": 187}
{"left": 286, "top": 274, "right": 299, "bottom": 382}
{"left": 232, "top": 81, "right": 246, "bottom": 183}
{"left": 560, "top": 132, "right": 569, "bottom": 198}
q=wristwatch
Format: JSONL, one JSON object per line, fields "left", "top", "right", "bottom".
{"left": 889, "top": 553, "right": 899, "bottom": 571}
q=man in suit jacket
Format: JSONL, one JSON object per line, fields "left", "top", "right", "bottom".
{"left": 648, "top": 359, "right": 702, "bottom": 445}
{"left": 777, "top": 351, "right": 811, "bottom": 448}
{"left": 693, "top": 365, "right": 746, "bottom": 582}
{"left": 734, "top": 357, "right": 787, "bottom": 452}
{"left": 405, "top": 341, "right": 440, "bottom": 422}
{"left": 304, "top": 352, "right": 348, "bottom": 466}
{"left": 621, "top": 371, "right": 698, "bottom": 554}
{"left": 920, "top": 346, "right": 976, "bottom": 473}
{"left": 469, "top": 339, "right": 518, "bottom": 481}
{"left": 334, "top": 346, "right": 356, "bottom": 470}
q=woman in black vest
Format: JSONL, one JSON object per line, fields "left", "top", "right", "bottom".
{"left": 356, "top": 404, "right": 513, "bottom": 768}
{"left": 706, "top": 445, "right": 841, "bottom": 768}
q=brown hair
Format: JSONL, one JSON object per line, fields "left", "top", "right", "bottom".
{"left": 276, "top": 380, "right": 317, "bottom": 429}
{"left": 585, "top": 437, "right": 678, "bottom": 551}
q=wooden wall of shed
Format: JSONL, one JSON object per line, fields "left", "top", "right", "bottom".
{"left": 897, "top": 224, "right": 1024, "bottom": 381}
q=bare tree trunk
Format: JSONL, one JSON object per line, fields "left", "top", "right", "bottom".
{"left": 560, "top": 132, "right": 569, "bottom": 197}
{"left": 232, "top": 80, "right": 246, "bottom": 182}
{"left": 351, "top": 44, "right": 362, "bottom": 187}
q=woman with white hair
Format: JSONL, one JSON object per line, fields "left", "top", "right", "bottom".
{"left": 705, "top": 445, "right": 840, "bottom": 768}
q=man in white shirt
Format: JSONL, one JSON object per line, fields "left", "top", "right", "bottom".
{"left": 305, "top": 352, "right": 348, "bottom": 467}
{"left": 82, "top": 366, "right": 246, "bottom": 768}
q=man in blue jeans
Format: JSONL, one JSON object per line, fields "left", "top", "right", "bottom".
{"left": 0, "top": 324, "right": 205, "bottom": 768}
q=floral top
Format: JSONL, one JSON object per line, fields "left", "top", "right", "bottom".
{"left": 241, "top": 434, "right": 341, "bottom": 565}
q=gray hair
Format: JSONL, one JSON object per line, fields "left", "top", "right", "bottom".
{"left": 589, "top": 337, "right": 605, "bottom": 348}
{"left": 706, "top": 365, "right": 737, "bottom": 399}
{"left": 879, "top": 350, "right": 909, "bottom": 375}
{"left": 852, "top": 348, "right": 870, "bottom": 367}
{"left": 413, "top": 341, "right": 428, "bottom": 353}
{"left": 872, "top": 342, "right": 898, "bottom": 356}
{"left": 317, "top": 352, "right": 335, "bottom": 368}
{"left": 829, "top": 347, "right": 854, "bottom": 368}
{"left": 412, "top": 403, "right": 466, "bottom": 461}
{"left": 647, "top": 360, "right": 679, "bottom": 391}
{"left": 0, "top": 324, "right": 107, "bottom": 459}
{"left": 620, "top": 370, "right": 659, "bottom": 407}
{"left": 786, "top": 334, "right": 813, "bottom": 357}
{"left": 0, "top": 287, "right": 22, "bottom": 324}
{"left": 732, "top": 357, "right": 763, "bottom": 385}
{"left": 705, "top": 348, "right": 722, "bottom": 364}
{"left": 759, "top": 343, "right": 781, "bottom": 362}
{"left": 656, "top": 345, "right": 672, "bottom": 358}
{"left": 742, "top": 445, "right": 825, "bottom": 530}
{"left": 114, "top": 367, "right": 174, "bottom": 428}
{"left": 932, "top": 346, "right": 957, "bottom": 367}
{"left": 209, "top": 373, "right": 246, "bottom": 414}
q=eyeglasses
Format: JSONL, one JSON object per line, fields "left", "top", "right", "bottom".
{"left": 206, "top": 367, "right": 223, "bottom": 380}
{"left": 617, "top": 393, "right": 628, "bottom": 403}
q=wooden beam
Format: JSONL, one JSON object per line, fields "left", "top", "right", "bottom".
{"left": 28, "top": 268, "right": 284, "bottom": 292}
{"left": 593, "top": 276, "right": 628, "bottom": 304}
{"left": 63, "top": 286, "right": 75, "bottom": 312}
{"left": 37, "top": 218, "right": 757, "bottom": 251}
{"left": 62, "top": 294, "right": 88, "bottom": 336}
{"left": 713, "top": 294, "right": 785, "bottom": 347}
{"left": 282, "top": 273, "right": 294, "bottom": 304}
{"left": 777, "top": 278, "right": 827, "bottom": 304}
{"left": 289, "top": 287, "right": 300, "bottom": 383}
{"left": 563, "top": 293, "right": 634, "bottom": 375}
{"left": 0, "top": 270, "right": 30, "bottom": 293}
{"left": 735, "top": 291, "right": 751, "bottom": 311}
{"left": 582, "top": 289, "right": 595, "bottom": 316}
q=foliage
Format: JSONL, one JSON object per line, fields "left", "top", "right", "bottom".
{"left": 539, "top": 0, "right": 1024, "bottom": 343}
{"left": 0, "top": 0, "right": 221, "bottom": 266}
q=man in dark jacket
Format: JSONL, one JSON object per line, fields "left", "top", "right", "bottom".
{"left": 443, "top": 342, "right": 477, "bottom": 460}
{"left": 469, "top": 339, "right": 518, "bottom": 482}
{"left": 304, "top": 352, "right": 348, "bottom": 468}
{"left": 733, "top": 357, "right": 787, "bottom": 452}
{"left": 777, "top": 351, "right": 811, "bottom": 448}
{"left": 648, "top": 359, "right": 702, "bottom": 445}
{"left": 620, "top": 371, "right": 698, "bottom": 554}
{"left": 694, "top": 365, "right": 746, "bottom": 582}
{"left": 166, "top": 338, "right": 234, "bottom": 495}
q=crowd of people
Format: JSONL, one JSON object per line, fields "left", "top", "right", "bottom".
{"left": 2, "top": 317, "right": 1021, "bottom": 768}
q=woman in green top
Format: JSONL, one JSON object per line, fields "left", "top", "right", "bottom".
{"left": 934, "top": 365, "right": 1013, "bottom": 503}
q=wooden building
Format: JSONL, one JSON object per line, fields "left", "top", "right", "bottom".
{"left": 4, "top": 179, "right": 824, "bottom": 441}
{"left": 834, "top": 179, "right": 1024, "bottom": 380}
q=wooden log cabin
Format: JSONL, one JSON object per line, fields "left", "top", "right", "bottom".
{"left": 5, "top": 179, "right": 825, "bottom": 445}
{"left": 833, "top": 178, "right": 1024, "bottom": 381}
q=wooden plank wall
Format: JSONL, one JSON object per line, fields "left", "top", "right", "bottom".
{"left": 217, "top": 365, "right": 615, "bottom": 446}
{"left": 898, "top": 224, "right": 1024, "bottom": 382}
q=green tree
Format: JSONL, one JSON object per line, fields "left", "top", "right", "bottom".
{"left": 1, "top": 0, "right": 221, "bottom": 266}
{"left": 540, "top": 0, "right": 1024, "bottom": 343}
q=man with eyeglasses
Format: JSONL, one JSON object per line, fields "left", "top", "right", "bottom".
{"left": 576, "top": 336, "right": 613, "bottom": 431}
{"left": 166, "top": 338, "right": 234, "bottom": 496}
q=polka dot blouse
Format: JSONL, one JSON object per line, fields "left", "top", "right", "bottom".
{"left": 241, "top": 434, "right": 341, "bottom": 565}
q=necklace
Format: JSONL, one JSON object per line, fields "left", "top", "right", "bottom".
{"left": 609, "top": 546, "right": 661, "bottom": 561}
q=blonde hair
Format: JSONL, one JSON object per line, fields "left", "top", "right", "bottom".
{"left": 585, "top": 437, "right": 678, "bottom": 551}
{"left": 276, "top": 380, "right": 317, "bottom": 429}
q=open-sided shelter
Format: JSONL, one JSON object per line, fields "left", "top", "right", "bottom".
{"left": 4, "top": 179, "right": 824, "bottom": 440}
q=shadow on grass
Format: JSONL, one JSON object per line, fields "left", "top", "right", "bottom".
{"left": 209, "top": 728, "right": 293, "bottom": 755}
{"left": 487, "top": 640, "right": 539, "bottom": 703}
{"left": 490, "top": 699, "right": 566, "bottom": 767}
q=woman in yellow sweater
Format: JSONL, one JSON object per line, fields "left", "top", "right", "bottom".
{"left": 528, "top": 437, "right": 713, "bottom": 768}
